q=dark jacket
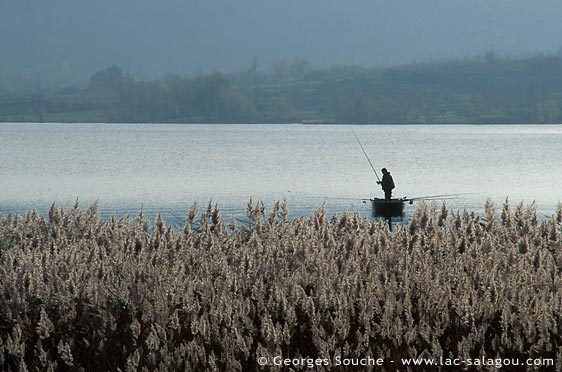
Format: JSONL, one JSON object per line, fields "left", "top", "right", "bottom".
{"left": 381, "top": 173, "right": 395, "bottom": 192}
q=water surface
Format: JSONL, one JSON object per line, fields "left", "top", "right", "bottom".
{"left": 1, "top": 123, "right": 560, "bottom": 224}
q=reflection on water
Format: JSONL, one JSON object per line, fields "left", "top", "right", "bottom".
{"left": 1, "top": 123, "right": 561, "bottom": 225}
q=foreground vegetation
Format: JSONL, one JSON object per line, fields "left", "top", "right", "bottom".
{"left": 2, "top": 53, "right": 562, "bottom": 124}
{"left": 1, "top": 200, "right": 561, "bottom": 371}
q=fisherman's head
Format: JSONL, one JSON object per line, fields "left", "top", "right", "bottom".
{"left": 381, "top": 168, "right": 388, "bottom": 174}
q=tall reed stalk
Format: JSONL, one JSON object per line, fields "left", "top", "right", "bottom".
{"left": 0, "top": 200, "right": 561, "bottom": 371}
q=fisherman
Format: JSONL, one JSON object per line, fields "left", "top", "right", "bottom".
{"left": 377, "top": 168, "right": 395, "bottom": 200}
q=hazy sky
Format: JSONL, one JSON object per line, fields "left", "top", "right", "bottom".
{"left": 2, "top": 0, "right": 562, "bottom": 82}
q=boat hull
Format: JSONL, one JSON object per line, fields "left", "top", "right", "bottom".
{"left": 371, "top": 198, "right": 405, "bottom": 217}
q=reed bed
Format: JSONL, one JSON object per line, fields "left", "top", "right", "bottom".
{"left": 0, "top": 200, "right": 561, "bottom": 371}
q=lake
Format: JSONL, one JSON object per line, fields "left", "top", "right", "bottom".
{"left": 1, "top": 123, "right": 561, "bottom": 225}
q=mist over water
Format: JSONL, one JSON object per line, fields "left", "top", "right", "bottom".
{"left": 3, "top": 0, "right": 562, "bottom": 82}
{"left": 1, "top": 123, "right": 560, "bottom": 223}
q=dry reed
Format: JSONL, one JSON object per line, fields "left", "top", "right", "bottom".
{"left": 0, "top": 199, "right": 561, "bottom": 371}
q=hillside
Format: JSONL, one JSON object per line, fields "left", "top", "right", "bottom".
{"left": 1, "top": 55, "right": 562, "bottom": 124}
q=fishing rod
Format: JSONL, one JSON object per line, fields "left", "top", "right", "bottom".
{"left": 301, "top": 196, "right": 370, "bottom": 201}
{"left": 168, "top": 210, "right": 187, "bottom": 225}
{"left": 352, "top": 131, "right": 381, "bottom": 182}
{"left": 405, "top": 193, "right": 472, "bottom": 201}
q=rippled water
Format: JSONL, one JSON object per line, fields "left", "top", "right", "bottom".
{"left": 1, "top": 123, "right": 561, "bottom": 224}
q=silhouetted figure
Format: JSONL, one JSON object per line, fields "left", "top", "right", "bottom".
{"left": 377, "top": 168, "right": 395, "bottom": 200}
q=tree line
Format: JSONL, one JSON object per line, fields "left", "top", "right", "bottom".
{"left": 1, "top": 54, "right": 562, "bottom": 123}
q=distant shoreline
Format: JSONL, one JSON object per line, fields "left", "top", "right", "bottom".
{"left": 2, "top": 54, "right": 562, "bottom": 125}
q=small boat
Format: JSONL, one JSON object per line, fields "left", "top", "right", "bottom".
{"left": 352, "top": 132, "right": 466, "bottom": 218}
{"left": 371, "top": 197, "right": 412, "bottom": 217}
